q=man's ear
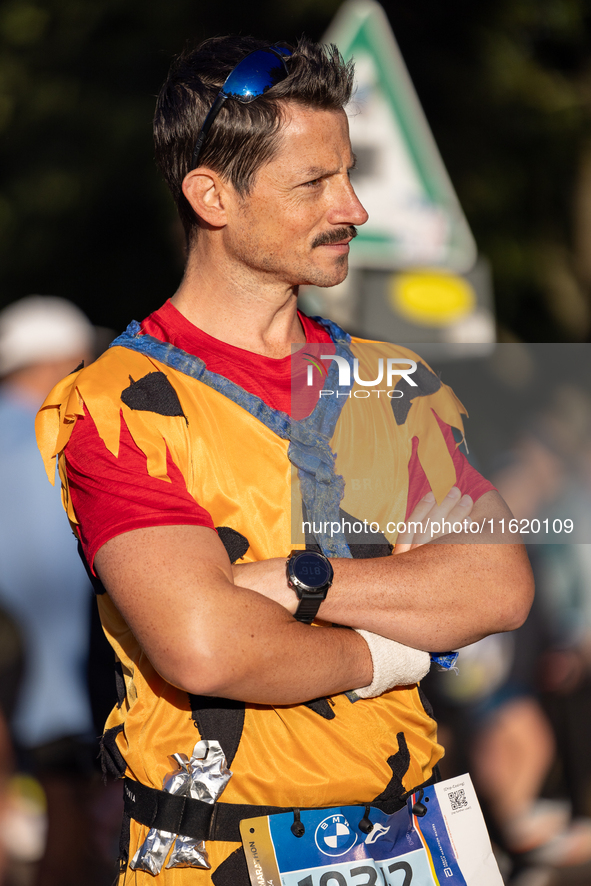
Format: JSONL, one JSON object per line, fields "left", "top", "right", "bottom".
{"left": 182, "top": 168, "right": 229, "bottom": 228}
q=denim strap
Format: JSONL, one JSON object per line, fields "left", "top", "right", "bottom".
{"left": 109, "top": 317, "right": 354, "bottom": 558}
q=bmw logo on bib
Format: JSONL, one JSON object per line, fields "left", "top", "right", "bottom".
{"left": 314, "top": 814, "right": 358, "bottom": 857}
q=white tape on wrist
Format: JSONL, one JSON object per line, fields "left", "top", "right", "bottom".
{"left": 353, "top": 629, "right": 431, "bottom": 699}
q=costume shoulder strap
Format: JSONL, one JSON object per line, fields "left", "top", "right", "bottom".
{"left": 111, "top": 318, "right": 356, "bottom": 559}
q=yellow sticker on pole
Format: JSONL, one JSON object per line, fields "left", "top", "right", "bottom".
{"left": 390, "top": 270, "right": 476, "bottom": 326}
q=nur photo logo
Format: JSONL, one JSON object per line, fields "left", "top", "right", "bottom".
{"left": 307, "top": 354, "right": 418, "bottom": 399}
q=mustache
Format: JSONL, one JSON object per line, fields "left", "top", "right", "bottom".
{"left": 311, "top": 226, "right": 358, "bottom": 248}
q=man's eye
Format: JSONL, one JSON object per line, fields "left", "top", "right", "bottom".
{"left": 303, "top": 178, "right": 322, "bottom": 187}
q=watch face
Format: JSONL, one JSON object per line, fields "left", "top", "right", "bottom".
{"left": 292, "top": 553, "right": 332, "bottom": 590}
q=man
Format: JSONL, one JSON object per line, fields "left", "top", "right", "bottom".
{"left": 36, "top": 36, "right": 533, "bottom": 884}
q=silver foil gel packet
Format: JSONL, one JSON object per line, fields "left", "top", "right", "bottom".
{"left": 130, "top": 739, "right": 232, "bottom": 874}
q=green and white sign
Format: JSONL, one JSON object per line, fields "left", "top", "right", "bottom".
{"left": 325, "top": 0, "right": 477, "bottom": 272}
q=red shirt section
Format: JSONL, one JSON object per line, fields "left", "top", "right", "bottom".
{"left": 65, "top": 300, "right": 493, "bottom": 569}
{"left": 142, "top": 302, "right": 333, "bottom": 415}
{"left": 405, "top": 416, "right": 492, "bottom": 519}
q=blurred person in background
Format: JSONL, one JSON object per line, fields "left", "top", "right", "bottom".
{"left": 494, "top": 385, "right": 591, "bottom": 833}
{"left": 0, "top": 296, "right": 113, "bottom": 886}
{"left": 426, "top": 382, "right": 591, "bottom": 884}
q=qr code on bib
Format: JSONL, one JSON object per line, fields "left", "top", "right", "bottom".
{"left": 449, "top": 789, "right": 468, "bottom": 811}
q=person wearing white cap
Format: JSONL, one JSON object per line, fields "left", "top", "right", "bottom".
{"left": 0, "top": 295, "right": 94, "bottom": 397}
{"left": 0, "top": 296, "right": 110, "bottom": 885}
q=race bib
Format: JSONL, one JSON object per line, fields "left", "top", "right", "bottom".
{"left": 240, "top": 774, "right": 502, "bottom": 886}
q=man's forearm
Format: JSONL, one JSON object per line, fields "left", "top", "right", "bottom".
{"left": 197, "top": 603, "right": 375, "bottom": 704}
{"left": 236, "top": 543, "right": 532, "bottom": 651}
{"left": 325, "top": 540, "right": 532, "bottom": 650}
{"left": 234, "top": 491, "right": 534, "bottom": 651}
{"left": 325, "top": 490, "right": 534, "bottom": 649}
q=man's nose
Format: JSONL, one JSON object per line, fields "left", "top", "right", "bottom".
{"left": 328, "top": 177, "right": 369, "bottom": 227}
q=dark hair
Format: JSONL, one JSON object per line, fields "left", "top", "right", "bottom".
{"left": 154, "top": 35, "right": 354, "bottom": 241}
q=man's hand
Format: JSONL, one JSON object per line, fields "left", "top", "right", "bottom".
{"left": 394, "top": 486, "right": 474, "bottom": 554}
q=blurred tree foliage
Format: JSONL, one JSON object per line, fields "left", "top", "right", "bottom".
{"left": 1, "top": 0, "right": 591, "bottom": 341}
{"left": 388, "top": 0, "right": 591, "bottom": 342}
{"left": 0, "top": 0, "right": 342, "bottom": 330}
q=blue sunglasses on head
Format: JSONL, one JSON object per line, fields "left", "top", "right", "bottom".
{"left": 190, "top": 44, "right": 293, "bottom": 170}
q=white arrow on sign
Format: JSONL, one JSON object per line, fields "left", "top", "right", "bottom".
{"left": 324, "top": 0, "right": 477, "bottom": 273}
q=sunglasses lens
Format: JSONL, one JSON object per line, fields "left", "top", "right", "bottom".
{"left": 191, "top": 44, "right": 291, "bottom": 168}
{"left": 222, "top": 49, "right": 288, "bottom": 101}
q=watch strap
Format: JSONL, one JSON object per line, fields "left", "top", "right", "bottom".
{"left": 287, "top": 550, "right": 332, "bottom": 625}
{"left": 294, "top": 594, "right": 324, "bottom": 625}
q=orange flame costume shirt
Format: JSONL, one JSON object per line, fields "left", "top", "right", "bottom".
{"left": 36, "top": 317, "right": 476, "bottom": 884}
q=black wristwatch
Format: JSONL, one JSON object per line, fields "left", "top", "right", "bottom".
{"left": 286, "top": 550, "right": 334, "bottom": 624}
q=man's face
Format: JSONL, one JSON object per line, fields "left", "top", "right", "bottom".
{"left": 225, "top": 105, "right": 368, "bottom": 289}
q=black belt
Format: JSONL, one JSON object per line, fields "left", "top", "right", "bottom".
{"left": 123, "top": 769, "right": 439, "bottom": 844}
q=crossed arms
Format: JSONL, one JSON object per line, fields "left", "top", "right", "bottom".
{"left": 94, "top": 486, "right": 534, "bottom": 706}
